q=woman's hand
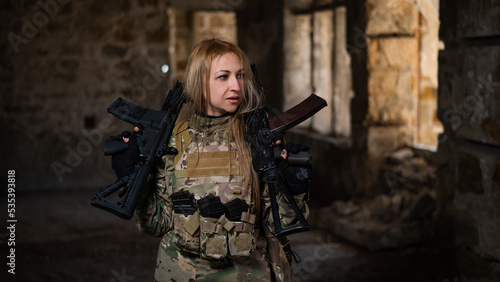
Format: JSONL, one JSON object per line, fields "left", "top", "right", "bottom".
{"left": 122, "top": 127, "right": 140, "bottom": 143}
{"left": 275, "top": 139, "right": 288, "bottom": 159}
{"left": 111, "top": 127, "right": 140, "bottom": 178}
{"left": 276, "top": 142, "right": 312, "bottom": 195}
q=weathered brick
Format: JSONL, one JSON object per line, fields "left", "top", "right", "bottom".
{"left": 368, "top": 69, "right": 398, "bottom": 95}
{"left": 368, "top": 38, "right": 418, "bottom": 70}
{"left": 367, "top": 94, "right": 415, "bottom": 126}
{"left": 367, "top": 126, "right": 412, "bottom": 158}
{"left": 366, "top": 0, "right": 418, "bottom": 36}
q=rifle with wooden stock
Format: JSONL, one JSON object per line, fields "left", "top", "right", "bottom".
{"left": 246, "top": 65, "right": 327, "bottom": 237}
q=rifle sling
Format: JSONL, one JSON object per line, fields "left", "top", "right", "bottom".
{"left": 173, "top": 121, "right": 190, "bottom": 165}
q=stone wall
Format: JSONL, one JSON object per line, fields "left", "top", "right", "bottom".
{"left": 346, "top": 0, "right": 421, "bottom": 196}
{"left": 1, "top": 0, "right": 170, "bottom": 190}
{"left": 418, "top": 0, "right": 442, "bottom": 147}
{"left": 365, "top": 0, "right": 419, "bottom": 160}
{"left": 345, "top": 0, "right": 442, "bottom": 196}
{"left": 438, "top": 0, "right": 500, "bottom": 278}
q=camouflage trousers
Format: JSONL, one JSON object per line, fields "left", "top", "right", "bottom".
{"left": 154, "top": 232, "right": 273, "bottom": 281}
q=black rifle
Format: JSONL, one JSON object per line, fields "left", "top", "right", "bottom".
{"left": 246, "top": 66, "right": 327, "bottom": 237}
{"left": 91, "top": 82, "right": 186, "bottom": 220}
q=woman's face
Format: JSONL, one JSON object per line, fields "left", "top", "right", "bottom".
{"left": 205, "top": 52, "right": 244, "bottom": 116}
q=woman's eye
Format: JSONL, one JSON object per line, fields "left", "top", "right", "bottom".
{"left": 237, "top": 73, "right": 245, "bottom": 79}
{"left": 217, "top": 75, "right": 228, "bottom": 80}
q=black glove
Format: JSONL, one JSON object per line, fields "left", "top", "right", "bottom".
{"left": 278, "top": 142, "right": 312, "bottom": 195}
{"left": 109, "top": 131, "right": 139, "bottom": 179}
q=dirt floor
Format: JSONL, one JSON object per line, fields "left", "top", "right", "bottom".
{"left": 1, "top": 188, "right": 456, "bottom": 282}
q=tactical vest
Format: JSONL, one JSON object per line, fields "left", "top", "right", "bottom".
{"left": 169, "top": 117, "right": 257, "bottom": 260}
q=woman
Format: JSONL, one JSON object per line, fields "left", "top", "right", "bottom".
{"left": 133, "top": 38, "right": 308, "bottom": 281}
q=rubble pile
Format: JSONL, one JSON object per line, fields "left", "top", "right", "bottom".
{"left": 317, "top": 147, "right": 438, "bottom": 250}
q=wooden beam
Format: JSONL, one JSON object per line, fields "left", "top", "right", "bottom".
{"left": 168, "top": 0, "right": 247, "bottom": 11}
{"left": 291, "top": 0, "right": 347, "bottom": 15}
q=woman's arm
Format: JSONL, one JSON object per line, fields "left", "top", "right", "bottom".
{"left": 133, "top": 154, "right": 175, "bottom": 237}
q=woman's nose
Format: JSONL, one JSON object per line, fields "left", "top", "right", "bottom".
{"left": 229, "top": 76, "right": 241, "bottom": 91}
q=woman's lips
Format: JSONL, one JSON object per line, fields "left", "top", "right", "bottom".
{"left": 227, "top": 96, "right": 240, "bottom": 104}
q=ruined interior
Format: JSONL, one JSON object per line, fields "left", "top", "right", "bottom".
{"left": 1, "top": 0, "right": 499, "bottom": 281}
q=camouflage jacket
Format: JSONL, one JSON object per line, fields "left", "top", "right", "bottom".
{"left": 134, "top": 115, "right": 308, "bottom": 282}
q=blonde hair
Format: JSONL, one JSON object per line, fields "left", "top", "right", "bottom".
{"left": 180, "top": 38, "right": 263, "bottom": 212}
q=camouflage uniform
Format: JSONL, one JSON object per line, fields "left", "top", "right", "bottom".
{"left": 134, "top": 115, "right": 308, "bottom": 282}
